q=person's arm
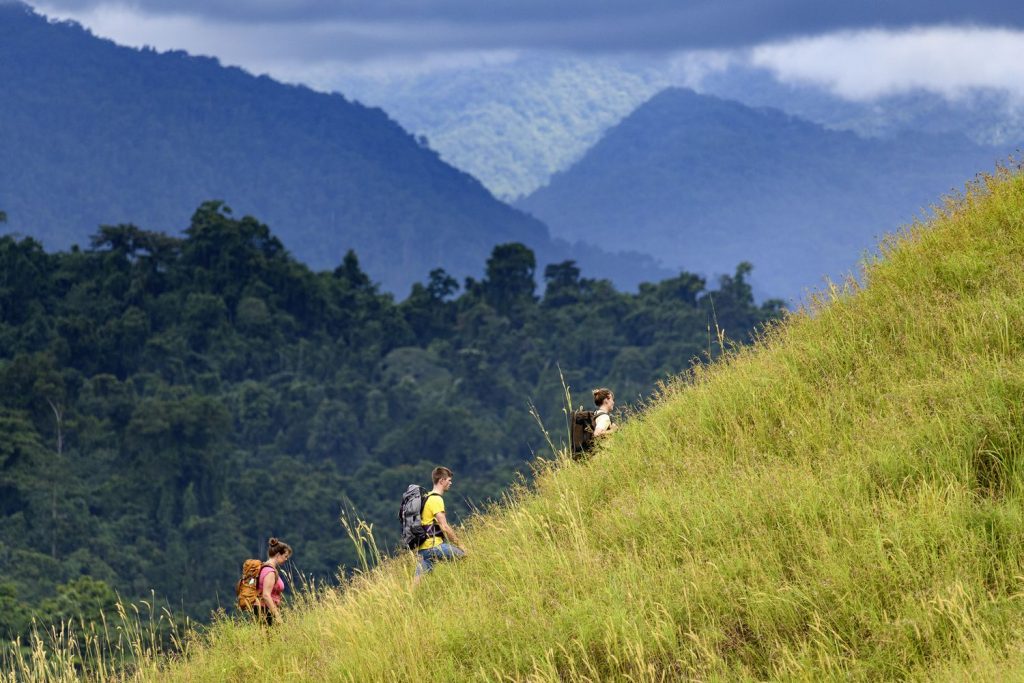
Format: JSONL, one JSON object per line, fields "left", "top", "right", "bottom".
{"left": 434, "top": 511, "right": 463, "bottom": 548}
{"left": 593, "top": 413, "right": 614, "bottom": 436}
{"left": 260, "top": 568, "right": 281, "bottom": 622}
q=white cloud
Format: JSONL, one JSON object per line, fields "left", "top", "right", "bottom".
{"left": 31, "top": 3, "right": 1024, "bottom": 105}
{"left": 750, "top": 26, "right": 1024, "bottom": 101}
{"left": 32, "top": 2, "right": 524, "bottom": 87}
{"left": 662, "top": 50, "right": 738, "bottom": 89}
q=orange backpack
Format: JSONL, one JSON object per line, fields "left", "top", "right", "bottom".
{"left": 236, "top": 559, "right": 271, "bottom": 611}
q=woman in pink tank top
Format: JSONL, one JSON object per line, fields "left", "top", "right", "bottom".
{"left": 258, "top": 537, "right": 292, "bottom": 625}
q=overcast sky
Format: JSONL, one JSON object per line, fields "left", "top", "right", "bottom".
{"left": 27, "top": 0, "right": 1024, "bottom": 99}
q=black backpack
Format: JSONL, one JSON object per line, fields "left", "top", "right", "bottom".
{"left": 398, "top": 485, "right": 443, "bottom": 550}
{"left": 570, "top": 409, "right": 609, "bottom": 459}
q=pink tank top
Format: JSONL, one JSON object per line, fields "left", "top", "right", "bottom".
{"left": 259, "top": 565, "right": 285, "bottom": 606}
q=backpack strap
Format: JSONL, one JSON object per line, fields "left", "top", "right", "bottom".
{"left": 591, "top": 411, "right": 613, "bottom": 441}
{"left": 420, "top": 491, "right": 439, "bottom": 511}
{"left": 421, "top": 492, "right": 445, "bottom": 541}
{"left": 257, "top": 563, "right": 277, "bottom": 594}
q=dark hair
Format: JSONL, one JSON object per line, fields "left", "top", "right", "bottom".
{"left": 593, "top": 387, "right": 613, "bottom": 407}
{"left": 268, "top": 537, "right": 293, "bottom": 559}
{"left": 432, "top": 466, "right": 453, "bottom": 485}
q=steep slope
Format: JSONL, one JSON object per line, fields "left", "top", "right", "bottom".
{"left": 117, "top": 168, "right": 1024, "bottom": 680}
{"left": 517, "top": 88, "right": 1006, "bottom": 301}
{"left": 0, "top": 4, "right": 666, "bottom": 294}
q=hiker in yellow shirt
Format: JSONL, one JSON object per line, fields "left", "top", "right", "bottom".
{"left": 412, "top": 466, "right": 465, "bottom": 588}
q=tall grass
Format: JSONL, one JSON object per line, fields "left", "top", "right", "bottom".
{"left": 13, "top": 167, "right": 1024, "bottom": 680}
{"left": 1, "top": 595, "right": 190, "bottom": 682}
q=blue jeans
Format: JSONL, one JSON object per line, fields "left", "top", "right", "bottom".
{"left": 416, "top": 543, "right": 465, "bottom": 576}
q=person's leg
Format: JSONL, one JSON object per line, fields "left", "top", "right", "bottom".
{"left": 412, "top": 549, "right": 434, "bottom": 589}
{"left": 433, "top": 543, "right": 465, "bottom": 562}
{"left": 251, "top": 605, "right": 273, "bottom": 626}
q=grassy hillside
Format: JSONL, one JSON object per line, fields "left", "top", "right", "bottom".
{"left": 15, "top": 168, "right": 1024, "bottom": 680}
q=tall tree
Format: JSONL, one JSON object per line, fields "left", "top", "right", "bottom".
{"left": 483, "top": 243, "right": 537, "bottom": 317}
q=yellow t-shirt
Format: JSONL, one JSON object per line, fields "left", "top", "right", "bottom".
{"left": 418, "top": 493, "right": 445, "bottom": 550}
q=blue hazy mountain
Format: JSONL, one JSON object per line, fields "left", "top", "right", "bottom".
{"left": 333, "top": 55, "right": 1024, "bottom": 211}
{"left": 334, "top": 54, "right": 664, "bottom": 200}
{"left": 517, "top": 88, "right": 1007, "bottom": 301}
{"left": 0, "top": 4, "right": 668, "bottom": 294}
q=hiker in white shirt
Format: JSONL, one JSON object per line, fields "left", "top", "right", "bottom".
{"left": 592, "top": 387, "right": 617, "bottom": 437}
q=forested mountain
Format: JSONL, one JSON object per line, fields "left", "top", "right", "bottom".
{"left": 517, "top": 88, "right": 1006, "bottom": 301}
{"left": 335, "top": 55, "right": 662, "bottom": 200}
{"left": 0, "top": 203, "right": 781, "bottom": 636}
{"left": 331, "top": 55, "right": 1024, "bottom": 204}
{"left": 0, "top": 3, "right": 665, "bottom": 294}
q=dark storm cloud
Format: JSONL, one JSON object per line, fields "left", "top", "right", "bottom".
{"left": 30, "top": 0, "right": 1024, "bottom": 54}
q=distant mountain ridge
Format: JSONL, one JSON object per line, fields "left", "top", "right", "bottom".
{"left": 0, "top": 4, "right": 667, "bottom": 294}
{"left": 330, "top": 56, "right": 1024, "bottom": 204}
{"left": 517, "top": 87, "right": 1007, "bottom": 301}
{"left": 335, "top": 55, "right": 662, "bottom": 200}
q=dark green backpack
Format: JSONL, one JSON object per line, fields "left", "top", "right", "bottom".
{"left": 570, "top": 409, "right": 608, "bottom": 459}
